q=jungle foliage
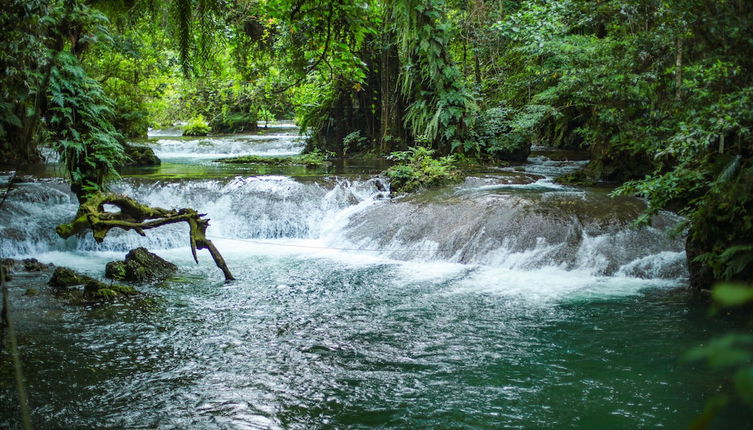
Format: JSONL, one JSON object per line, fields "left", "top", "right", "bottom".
{"left": 385, "top": 146, "right": 460, "bottom": 194}
{"left": 0, "top": 0, "right": 751, "bottom": 288}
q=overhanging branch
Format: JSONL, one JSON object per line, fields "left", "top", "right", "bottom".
{"left": 57, "top": 192, "right": 234, "bottom": 280}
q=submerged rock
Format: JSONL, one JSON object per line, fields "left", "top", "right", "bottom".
{"left": 2, "top": 258, "right": 54, "bottom": 280}
{"left": 49, "top": 266, "right": 137, "bottom": 300}
{"left": 84, "top": 281, "right": 137, "bottom": 300}
{"left": 105, "top": 247, "right": 178, "bottom": 283}
{"left": 48, "top": 266, "right": 92, "bottom": 288}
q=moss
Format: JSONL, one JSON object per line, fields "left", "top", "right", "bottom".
{"left": 49, "top": 267, "right": 91, "bottom": 288}
{"left": 105, "top": 248, "right": 178, "bottom": 283}
{"left": 84, "top": 281, "right": 137, "bottom": 300}
{"left": 94, "top": 288, "right": 119, "bottom": 299}
{"left": 215, "top": 152, "right": 331, "bottom": 168}
{"left": 105, "top": 261, "right": 127, "bottom": 280}
{"left": 24, "top": 288, "right": 38, "bottom": 296}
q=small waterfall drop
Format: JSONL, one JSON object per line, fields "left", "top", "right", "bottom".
{"left": 150, "top": 123, "right": 305, "bottom": 163}
{"left": 1, "top": 172, "right": 687, "bottom": 284}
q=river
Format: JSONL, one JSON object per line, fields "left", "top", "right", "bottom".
{"left": 0, "top": 124, "right": 750, "bottom": 429}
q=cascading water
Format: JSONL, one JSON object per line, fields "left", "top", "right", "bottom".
{"left": 1, "top": 172, "right": 685, "bottom": 287}
{"left": 1, "top": 129, "right": 748, "bottom": 430}
{"left": 149, "top": 122, "right": 306, "bottom": 162}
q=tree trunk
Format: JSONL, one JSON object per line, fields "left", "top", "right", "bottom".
{"left": 379, "top": 29, "right": 407, "bottom": 154}
{"left": 675, "top": 37, "right": 683, "bottom": 100}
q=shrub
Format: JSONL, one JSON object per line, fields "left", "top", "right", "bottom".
{"left": 471, "top": 106, "right": 538, "bottom": 162}
{"left": 343, "top": 130, "right": 369, "bottom": 155}
{"left": 183, "top": 115, "right": 211, "bottom": 136}
{"left": 257, "top": 107, "right": 275, "bottom": 128}
{"left": 385, "top": 146, "right": 461, "bottom": 194}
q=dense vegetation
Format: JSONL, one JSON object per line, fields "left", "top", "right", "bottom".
{"left": 1, "top": 0, "right": 753, "bottom": 425}
{"left": 1, "top": 0, "right": 751, "bottom": 297}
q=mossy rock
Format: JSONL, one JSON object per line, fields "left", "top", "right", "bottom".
{"left": 49, "top": 267, "right": 139, "bottom": 302}
{"left": 84, "top": 281, "right": 138, "bottom": 300}
{"left": 49, "top": 267, "right": 93, "bottom": 288}
{"left": 121, "top": 143, "right": 161, "bottom": 167}
{"left": 488, "top": 145, "right": 530, "bottom": 163}
{"left": 105, "top": 247, "right": 178, "bottom": 283}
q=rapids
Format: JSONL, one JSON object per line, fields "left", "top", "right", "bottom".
{"left": 0, "top": 125, "right": 749, "bottom": 429}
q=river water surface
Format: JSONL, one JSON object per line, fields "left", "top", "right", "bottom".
{"left": 0, "top": 125, "right": 750, "bottom": 429}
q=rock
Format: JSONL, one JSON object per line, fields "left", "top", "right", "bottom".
{"left": 582, "top": 137, "right": 651, "bottom": 182}
{"left": 49, "top": 266, "right": 137, "bottom": 300}
{"left": 121, "top": 143, "right": 161, "bottom": 167}
{"left": 2, "top": 257, "right": 52, "bottom": 272}
{"left": 373, "top": 177, "right": 387, "bottom": 192}
{"left": 21, "top": 258, "right": 52, "bottom": 272}
{"left": 2, "top": 258, "right": 54, "bottom": 280}
{"left": 84, "top": 281, "right": 137, "bottom": 299}
{"left": 105, "top": 247, "right": 178, "bottom": 283}
{"left": 49, "top": 267, "right": 95, "bottom": 288}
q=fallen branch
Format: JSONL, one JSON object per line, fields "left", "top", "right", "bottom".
{"left": 56, "top": 192, "right": 234, "bottom": 280}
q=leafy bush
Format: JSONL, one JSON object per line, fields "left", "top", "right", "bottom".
{"left": 211, "top": 111, "right": 257, "bottom": 133}
{"left": 257, "top": 107, "right": 275, "bottom": 128}
{"left": 183, "top": 115, "right": 210, "bottom": 136}
{"left": 392, "top": 0, "right": 477, "bottom": 153}
{"left": 343, "top": 130, "right": 369, "bottom": 155}
{"left": 47, "top": 52, "right": 125, "bottom": 198}
{"left": 385, "top": 146, "right": 461, "bottom": 194}
{"left": 471, "top": 106, "right": 539, "bottom": 161}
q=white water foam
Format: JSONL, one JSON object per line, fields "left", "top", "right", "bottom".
{"left": 1, "top": 173, "right": 687, "bottom": 302}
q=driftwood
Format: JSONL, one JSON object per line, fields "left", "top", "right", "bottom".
{"left": 56, "top": 192, "right": 234, "bottom": 280}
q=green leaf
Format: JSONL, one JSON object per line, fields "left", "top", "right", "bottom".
{"left": 734, "top": 367, "right": 753, "bottom": 407}
{"left": 712, "top": 284, "right": 753, "bottom": 307}
{"left": 686, "top": 334, "right": 753, "bottom": 369}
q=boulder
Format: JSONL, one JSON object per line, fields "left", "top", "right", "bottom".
{"left": 105, "top": 247, "right": 178, "bottom": 283}
{"left": 84, "top": 281, "right": 137, "bottom": 300}
{"left": 49, "top": 266, "right": 96, "bottom": 288}
{"left": 49, "top": 266, "right": 137, "bottom": 300}
{"left": 121, "top": 143, "right": 161, "bottom": 167}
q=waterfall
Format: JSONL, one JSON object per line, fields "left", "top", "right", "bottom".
{"left": 0, "top": 173, "right": 687, "bottom": 282}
